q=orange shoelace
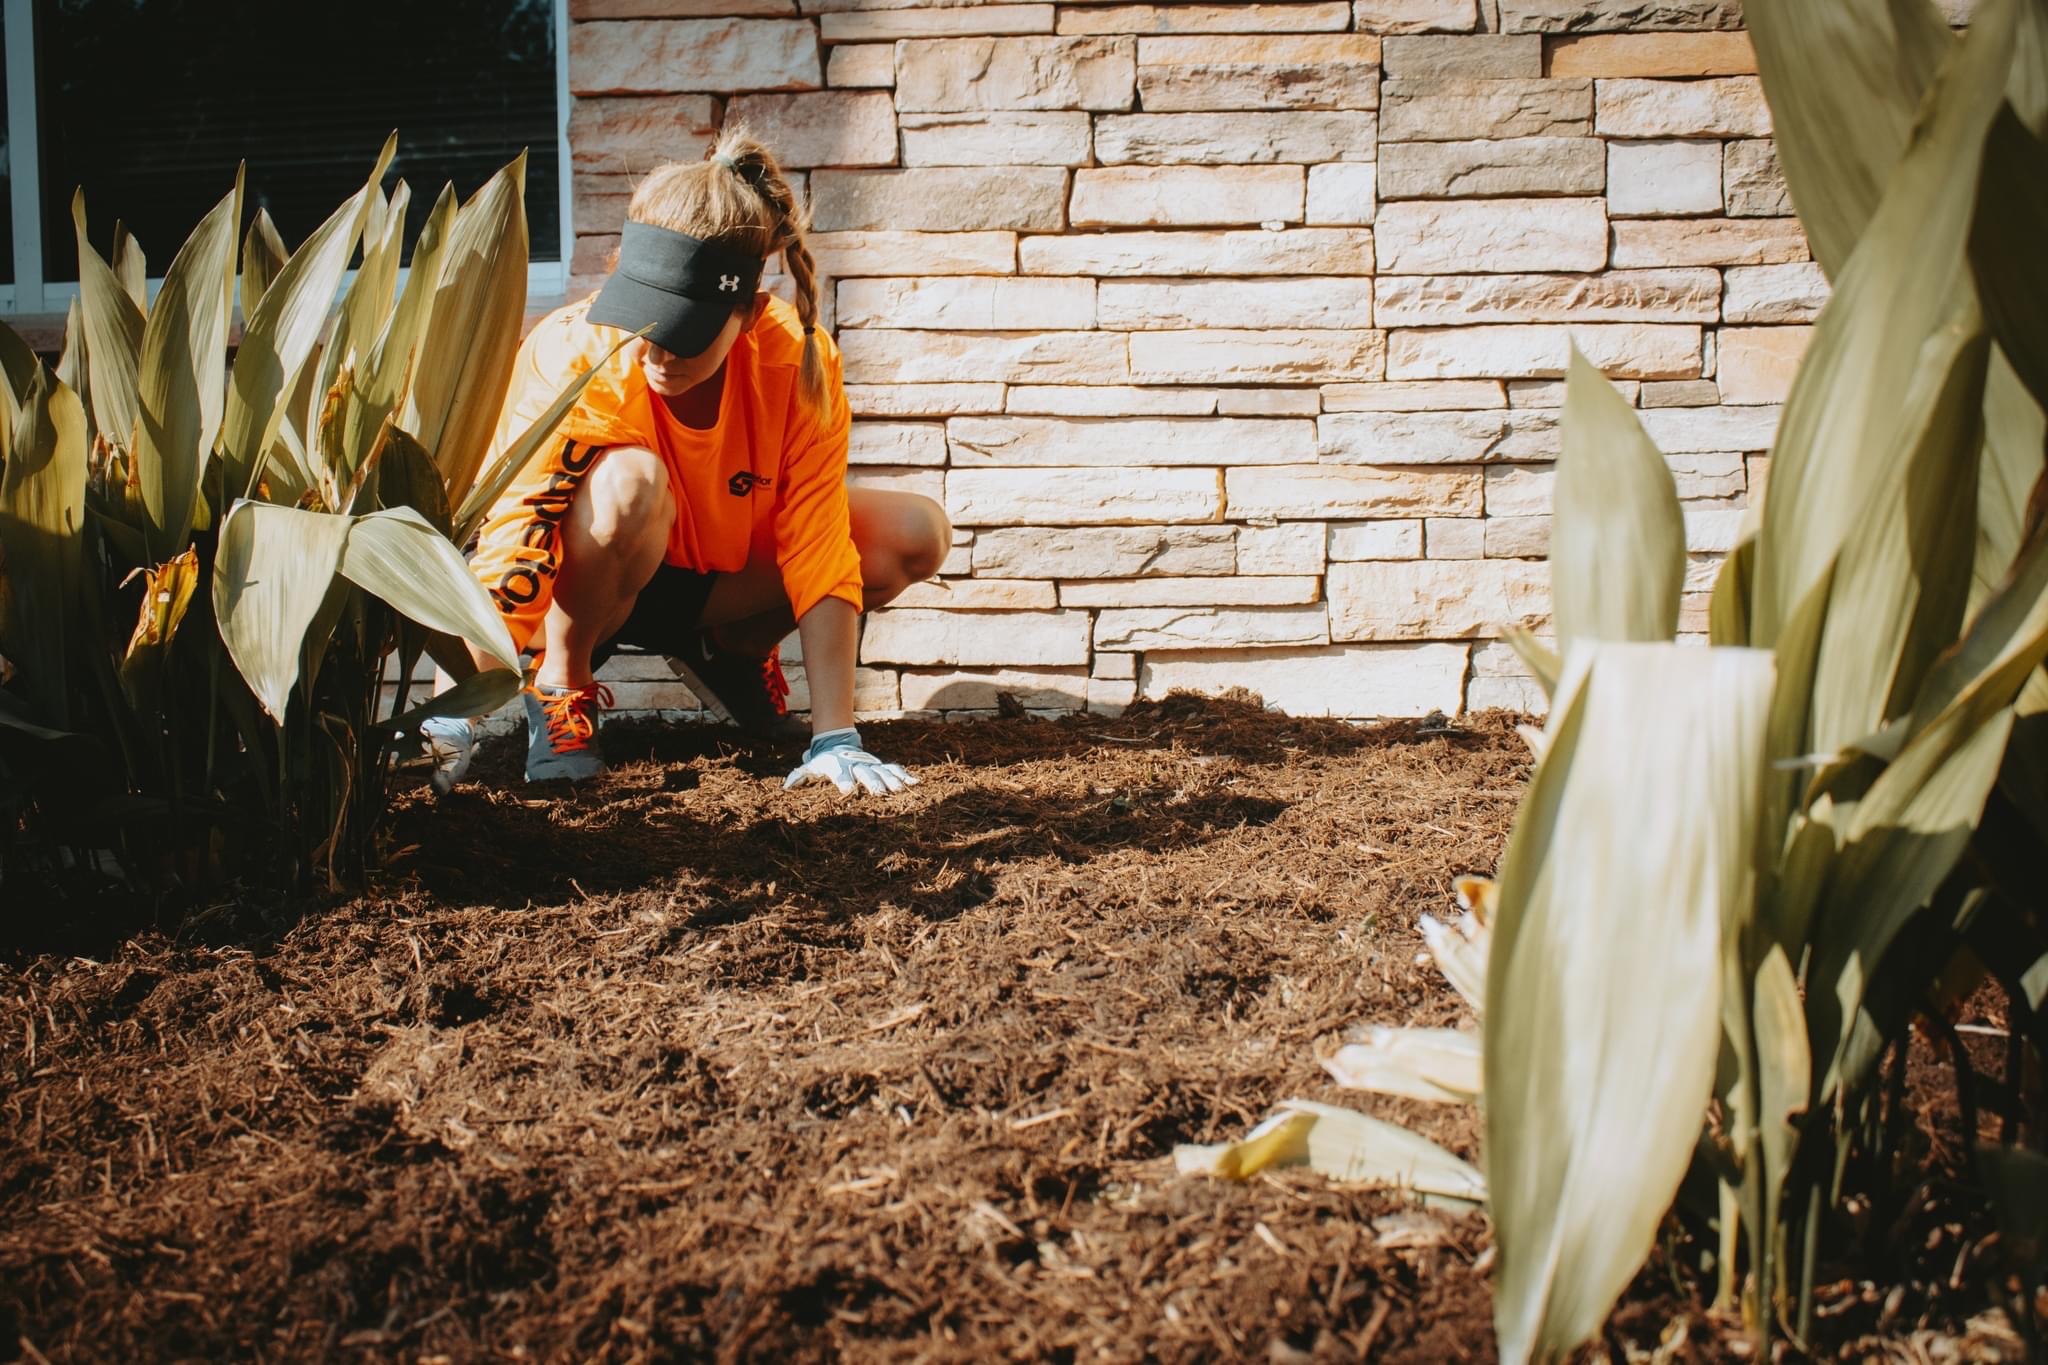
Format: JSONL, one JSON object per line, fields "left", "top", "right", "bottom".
{"left": 534, "top": 682, "right": 613, "bottom": 753}
{"left": 761, "top": 647, "right": 790, "bottom": 717}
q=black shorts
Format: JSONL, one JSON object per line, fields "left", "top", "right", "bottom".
{"left": 588, "top": 564, "right": 719, "bottom": 669}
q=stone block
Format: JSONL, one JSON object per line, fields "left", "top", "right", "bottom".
{"left": 1639, "top": 379, "right": 1721, "bottom": 406}
{"left": 1129, "top": 330, "right": 1386, "bottom": 383}
{"left": 837, "top": 277, "right": 1096, "bottom": 329}
{"left": 1323, "top": 380, "right": 1505, "bottom": 410}
{"left": 894, "top": 36, "right": 1136, "bottom": 112}
{"left": 1497, "top": 0, "right": 1744, "bottom": 31}
{"left": 1684, "top": 503, "right": 1748, "bottom": 553}
{"left": 840, "top": 330, "right": 1128, "bottom": 384}
{"left": 1380, "top": 78, "right": 1592, "bottom": 140}
{"left": 725, "top": 91, "right": 898, "bottom": 168}
{"left": 1375, "top": 198, "right": 1608, "bottom": 274}
{"left": 1383, "top": 34, "right": 1542, "bottom": 77}
{"left": 1722, "top": 262, "right": 1829, "bottom": 324}
{"left": 1140, "top": 642, "right": 1470, "bottom": 718}
{"left": 1095, "top": 605, "right": 1331, "bottom": 649}
{"left": 859, "top": 608, "right": 1092, "bottom": 666}
{"left": 1098, "top": 278, "right": 1375, "bottom": 330}
{"left": 1328, "top": 559, "right": 1551, "bottom": 639}
{"left": 1307, "top": 165, "right": 1378, "bottom": 225}
{"left": 1329, "top": 519, "right": 1424, "bottom": 559}
{"left": 1746, "top": 455, "right": 1769, "bottom": 506}
{"left": 820, "top": 4, "right": 1053, "bottom": 40}
{"left": 572, "top": 0, "right": 794, "bottom": 15}
{"left": 898, "top": 667, "right": 1088, "bottom": 711}
{"left": 1238, "top": 522, "right": 1328, "bottom": 573}
{"left": 947, "top": 415, "right": 1313, "bottom": 466}
{"left": 1136, "top": 34, "right": 1384, "bottom": 111}
{"left": 1093, "top": 651, "right": 1138, "bottom": 680}
{"left": 846, "top": 465, "right": 945, "bottom": 501}
{"left": 849, "top": 421, "right": 949, "bottom": 465}
{"left": 1606, "top": 139, "right": 1723, "bottom": 216}
{"left": 971, "top": 524, "right": 1237, "bottom": 576}
{"left": 1377, "top": 137, "right": 1604, "bottom": 198}
{"left": 1484, "top": 453, "right": 1743, "bottom": 520}
{"left": 847, "top": 383, "right": 1009, "bottom": 416}
{"left": 1506, "top": 377, "right": 1637, "bottom": 406}
{"left": 1375, "top": 268, "right": 1718, "bottom": 325}
{"left": 1427, "top": 517, "right": 1485, "bottom": 558}
{"left": 1006, "top": 385, "right": 1220, "bottom": 415}
{"left": 1094, "top": 112, "right": 1378, "bottom": 165}
{"left": 1318, "top": 409, "right": 1558, "bottom": 463}
{"left": 1636, "top": 404, "right": 1782, "bottom": 450}
{"left": 1595, "top": 76, "right": 1770, "bottom": 138}
{"left": 573, "top": 173, "right": 635, "bottom": 236}
{"left": 1226, "top": 464, "right": 1481, "bottom": 519}
{"left": 892, "top": 578, "right": 1059, "bottom": 609}
{"left": 1483, "top": 515, "right": 1550, "bottom": 557}
{"left": 1386, "top": 322, "right": 1701, "bottom": 379}
{"left": 568, "top": 96, "right": 721, "bottom": 175}
{"left": 1353, "top": 0, "right": 1480, "bottom": 33}
{"left": 810, "top": 168, "right": 1069, "bottom": 232}
{"left": 1089, "top": 676, "right": 1140, "bottom": 714}
{"left": 807, "top": 231, "right": 1018, "bottom": 277}
{"left": 1724, "top": 139, "right": 1791, "bottom": 217}
{"left": 947, "top": 468, "right": 1222, "bottom": 524}
{"left": 570, "top": 19, "right": 820, "bottom": 94}
{"left": 1060, "top": 3, "right": 1354, "bottom": 34}
{"left": 1547, "top": 32, "right": 1754, "bottom": 75}
{"left": 1483, "top": 464, "right": 1550, "bottom": 517}
{"left": 827, "top": 43, "right": 896, "bottom": 87}
{"left": 1219, "top": 390, "right": 1322, "bottom": 416}
{"left": 1020, "top": 228, "right": 1375, "bottom": 276}
{"left": 1061, "top": 576, "right": 1321, "bottom": 606}
{"left": 1070, "top": 166, "right": 1306, "bottom": 227}
{"left": 1608, "top": 217, "right": 1811, "bottom": 267}
{"left": 899, "top": 112, "right": 1093, "bottom": 166}
{"left": 1716, "top": 327, "right": 1813, "bottom": 406}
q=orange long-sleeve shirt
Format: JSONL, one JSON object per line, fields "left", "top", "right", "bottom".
{"left": 470, "top": 293, "right": 862, "bottom": 654}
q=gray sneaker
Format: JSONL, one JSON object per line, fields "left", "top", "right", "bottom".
{"left": 524, "top": 683, "right": 612, "bottom": 783}
{"left": 420, "top": 716, "right": 476, "bottom": 795}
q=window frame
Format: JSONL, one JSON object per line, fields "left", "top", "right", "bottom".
{"left": 0, "top": 0, "right": 572, "bottom": 318}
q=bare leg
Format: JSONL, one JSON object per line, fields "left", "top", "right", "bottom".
{"left": 704, "top": 489, "right": 951, "bottom": 655}
{"left": 535, "top": 446, "right": 674, "bottom": 690}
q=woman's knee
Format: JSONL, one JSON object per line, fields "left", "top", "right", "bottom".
{"left": 576, "top": 447, "right": 671, "bottom": 556}
{"left": 892, "top": 494, "right": 952, "bottom": 582}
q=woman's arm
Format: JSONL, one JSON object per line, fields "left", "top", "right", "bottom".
{"left": 795, "top": 596, "right": 858, "bottom": 735}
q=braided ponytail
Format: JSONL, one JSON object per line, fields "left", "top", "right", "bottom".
{"left": 621, "top": 121, "right": 830, "bottom": 413}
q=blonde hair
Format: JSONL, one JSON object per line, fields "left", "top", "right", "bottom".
{"left": 624, "top": 124, "right": 827, "bottom": 411}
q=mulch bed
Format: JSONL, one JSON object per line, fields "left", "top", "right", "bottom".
{"left": 0, "top": 695, "right": 2029, "bottom": 1361}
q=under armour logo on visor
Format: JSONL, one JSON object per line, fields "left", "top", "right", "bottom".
{"left": 719, "top": 275, "right": 740, "bottom": 292}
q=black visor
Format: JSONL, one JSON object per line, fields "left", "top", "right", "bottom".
{"left": 587, "top": 221, "right": 766, "bottom": 358}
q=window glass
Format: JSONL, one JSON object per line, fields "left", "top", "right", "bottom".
{"left": 36, "top": 0, "right": 558, "bottom": 282}
{"left": 0, "top": 16, "right": 13, "bottom": 286}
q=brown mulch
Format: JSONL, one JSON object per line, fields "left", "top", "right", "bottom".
{"left": 0, "top": 694, "right": 2032, "bottom": 1362}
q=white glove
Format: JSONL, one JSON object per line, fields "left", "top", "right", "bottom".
{"left": 783, "top": 727, "right": 918, "bottom": 796}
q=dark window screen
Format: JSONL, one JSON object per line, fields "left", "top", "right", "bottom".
{"left": 0, "top": 16, "right": 12, "bottom": 285}
{"left": 35, "top": 0, "right": 559, "bottom": 284}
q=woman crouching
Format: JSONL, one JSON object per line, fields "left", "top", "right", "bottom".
{"left": 425, "top": 129, "right": 949, "bottom": 796}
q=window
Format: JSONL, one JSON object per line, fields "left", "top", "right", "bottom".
{"left": 1, "top": 0, "right": 570, "bottom": 315}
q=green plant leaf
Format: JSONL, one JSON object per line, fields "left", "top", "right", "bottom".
{"left": 211, "top": 499, "right": 354, "bottom": 723}
{"left": 70, "top": 190, "right": 145, "bottom": 453}
{"left": 1970, "top": 109, "right": 2048, "bottom": 413}
{"left": 1709, "top": 537, "right": 1755, "bottom": 647}
{"left": 1175, "top": 1100, "right": 1487, "bottom": 1204}
{"left": 1750, "top": 7, "right": 2014, "bottom": 754}
{"left": 340, "top": 506, "right": 518, "bottom": 673}
{"left": 221, "top": 138, "right": 393, "bottom": 496}
{"left": 0, "top": 366, "right": 89, "bottom": 728}
{"left": 403, "top": 152, "right": 530, "bottom": 502}
{"left": 1973, "top": 353, "right": 2046, "bottom": 609}
{"left": 1745, "top": 0, "right": 1954, "bottom": 277}
{"left": 1323, "top": 1027, "right": 1483, "bottom": 1104}
{"left": 134, "top": 175, "right": 241, "bottom": 558}
{"left": 1749, "top": 943, "right": 1810, "bottom": 1290}
{"left": 384, "top": 666, "right": 521, "bottom": 733}
{"left": 1551, "top": 349, "right": 1684, "bottom": 648}
{"left": 240, "top": 210, "right": 289, "bottom": 323}
{"left": 111, "top": 221, "right": 147, "bottom": 313}
{"left": 1486, "top": 642, "right": 1775, "bottom": 1365}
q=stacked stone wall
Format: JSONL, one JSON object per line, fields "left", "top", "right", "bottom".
{"left": 562, "top": 0, "right": 1847, "bottom": 720}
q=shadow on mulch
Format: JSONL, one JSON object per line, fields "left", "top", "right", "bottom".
{"left": 1, "top": 694, "right": 2025, "bottom": 1362}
